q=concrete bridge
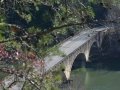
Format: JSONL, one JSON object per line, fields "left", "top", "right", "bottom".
{"left": 45, "top": 26, "right": 114, "bottom": 80}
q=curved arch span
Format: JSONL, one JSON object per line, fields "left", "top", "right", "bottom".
{"left": 89, "top": 42, "right": 101, "bottom": 62}
{"left": 71, "top": 53, "right": 86, "bottom": 70}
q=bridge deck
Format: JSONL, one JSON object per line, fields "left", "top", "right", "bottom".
{"left": 45, "top": 27, "right": 109, "bottom": 71}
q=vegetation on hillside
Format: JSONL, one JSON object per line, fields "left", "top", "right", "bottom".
{"left": 0, "top": 0, "right": 120, "bottom": 90}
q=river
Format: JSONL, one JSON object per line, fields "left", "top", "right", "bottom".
{"left": 61, "top": 34, "right": 120, "bottom": 90}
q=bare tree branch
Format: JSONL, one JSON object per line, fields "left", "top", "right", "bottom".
{"left": 26, "top": 78, "right": 41, "bottom": 90}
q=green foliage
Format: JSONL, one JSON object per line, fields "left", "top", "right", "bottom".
{"left": 89, "top": 0, "right": 98, "bottom": 4}
{"left": 86, "top": 6, "right": 95, "bottom": 18}
{"left": 1, "top": 0, "right": 117, "bottom": 89}
{"left": 28, "top": 3, "right": 56, "bottom": 29}
{"left": 0, "top": 15, "right": 5, "bottom": 23}
{"left": 0, "top": 72, "right": 8, "bottom": 81}
{"left": 0, "top": 23, "right": 8, "bottom": 30}
{"left": 47, "top": 45, "right": 65, "bottom": 56}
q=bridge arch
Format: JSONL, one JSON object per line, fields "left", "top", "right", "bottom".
{"left": 71, "top": 53, "right": 86, "bottom": 70}
{"left": 64, "top": 53, "right": 87, "bottom": 80}
{"left": 88, "top": 31, "right": 110, "bottom": 61}
{"left": 101, "top": 34, "right": 110, "bottom": 53}
{"left": 88, "top": 41, "right": 101, "bottom": 62}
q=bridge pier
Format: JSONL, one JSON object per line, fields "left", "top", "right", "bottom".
{"left": 85, "top": 50, "right": 90, "bottom": 62}
{"left": 62, "top": 57, "right": 72, "bottom": 80}
{"left": 64, "top": 68, "right": 71, "bottom": 80}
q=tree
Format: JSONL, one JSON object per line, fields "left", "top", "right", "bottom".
{"left": 1, "top": 0, "right": 119, "bottom": 90}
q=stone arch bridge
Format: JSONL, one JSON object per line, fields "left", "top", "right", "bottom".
{"left": 45, "top": 26, "right": 114, "bottom": 80}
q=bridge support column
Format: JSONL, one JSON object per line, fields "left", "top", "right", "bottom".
{"left": 64, "top": 65, "right": 71, "bottom": 80}
{"left": 99, "top": 32, "right": 104, "bottom": 47}
{"left": 63, "top": 56, "right": 75, "bottom": 80}
{"left": 84, "top": 50, "right": 90, "bottom": 62}
{"left": 97, "top": 40, "right": 101, "bottom": 48}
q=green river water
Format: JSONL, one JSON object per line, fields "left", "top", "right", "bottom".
{"left": 70, "top": 68, "right": 120, "bottom": 90}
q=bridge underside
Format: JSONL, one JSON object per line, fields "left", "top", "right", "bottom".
{"left": 72, "top": 53, "right": 86, "bottom": 70}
